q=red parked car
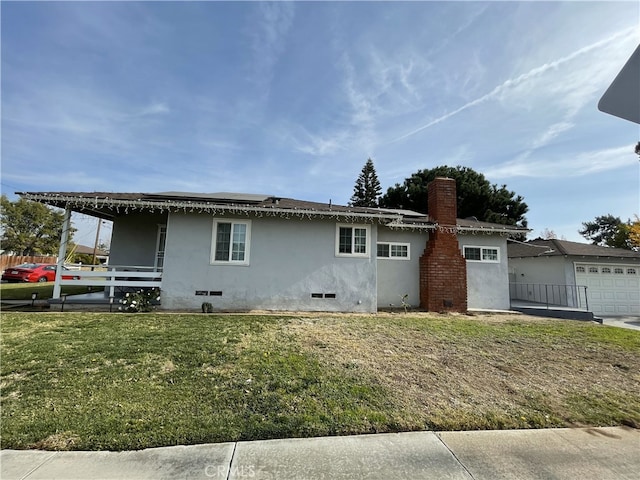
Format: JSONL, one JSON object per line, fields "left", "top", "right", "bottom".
{"left": 1, "top": 263, "right": 80, "bottom": 283}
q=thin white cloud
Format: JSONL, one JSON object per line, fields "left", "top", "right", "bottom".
{"left": 284, "top": 125, "right": 349, "bottom": 157}
{"left": 391, "top": 25, "right": 638, "bottom": 143}
{"left": 4, "top": 86, "right": 171, "bottom": 154}
{"left": 5, "top": 171, "right": 107, "bottom": 191}
{"left": 132, "top": 102, "right": 170, "bottom": 117}
{"left": 278, "top": 4, "right": 490, "bottom": 159}
{"left": 530, "top": 121, "right": 575, "bottom": 149}
{"left": 287, "top": 46, "right": 433, "bottom": 157}
{"left": 248, "top": 2, "right": 295, "bottom": 100}
{"left": 485, "top": 145, "right": 635, "bottom": 179}
{"left": 341, "top": 52, "right": 376, "bottom": 151}
{"left": 342, "top": 53, "right": 375, "bottom": 129}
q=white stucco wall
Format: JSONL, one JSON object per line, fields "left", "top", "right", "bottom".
{"left": 160, "top": 212, "right": 378, "bottom": 312}
{"left": 375, "top": 228, "right": 426, "bottom": 309}
{"left": 509, "top": 256, "right": 567, "bottom": 285}
{"left": 109, "top": 211, "right": 514, "bottom": 312}
{"left": 459, "top": 234, "right": 510, "bottom": 310}
{"left": 510, "top": 256, "right": 640, "bottom": 286}
{"left": 375, "top": 229, "right": 511, "bottom": 311}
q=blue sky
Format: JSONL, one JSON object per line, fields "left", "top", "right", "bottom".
{"left": 2, "top": 1, "right": 639, "bottom": 247}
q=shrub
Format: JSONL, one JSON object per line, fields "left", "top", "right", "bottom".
{"left": 201, "top": 302, "right": 213, "bottom": 313}
{"left": 119, "top": 288, "right": 161, "bottom": 313}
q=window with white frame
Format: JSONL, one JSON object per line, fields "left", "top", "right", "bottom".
{"left": 463, "top": 245, "right": 500, "bottom": 263}
{"left": 211, "top": 220, "right": 251, "bottom": 264}
{"left": 377, "top": 242, "right": 410, "bottom": 260}
{"left": 336, "top": 224, "right": 370, "bottom": 257}
{"left": 155, "top": 224, "right": 166, "bottom": 270}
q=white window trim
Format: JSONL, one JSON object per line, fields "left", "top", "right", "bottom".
{"left": 463, "top": 245, "right": 500, "bottom": 263}
{"left": 155, "top": 224, "right": 167, "bottom": 271}
{"left": 335, "top": 224, "right": 371, "bottom": 258}
{"left": 376, "top": 242, "right": 411, "bottom": 260}
{"left": 211, "top": 219, "right": 252, "bottom": 266}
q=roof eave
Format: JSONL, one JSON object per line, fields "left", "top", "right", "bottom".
{"left": 19, "top": 192, "right": 400, "bottom": 222}
{"left": 385, "top": 221, "right": 529, "bottom": 236}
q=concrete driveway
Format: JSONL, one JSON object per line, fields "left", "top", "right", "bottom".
{"left": 599, "top": 316, "right": 640, "bottom": 331}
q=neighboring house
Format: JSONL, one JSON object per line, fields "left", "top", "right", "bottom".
{"left": 71, "top": 244, "right": 109, "bottom": 263}
{"left": 19, "top": 177, "right": 528, "bottom": 313}
{"left": 508, "top": 239, "right": 640, "bottom": 316}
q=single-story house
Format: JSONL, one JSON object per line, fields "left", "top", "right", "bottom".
{"left": 71, "top": 244, "right": 109, "bottom": 263}
{"left": 508, "top": 239, "right": 640, "bottom": 316}
{"left": 20, "top": 177, "right": 528, "bottom": 313}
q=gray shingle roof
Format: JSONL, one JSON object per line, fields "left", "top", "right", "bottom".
{"left": 508, "top": 238, "right": 640, "bottom": 259}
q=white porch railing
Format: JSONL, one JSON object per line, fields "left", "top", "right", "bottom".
{"left": 56, "top": 266, "right": 162, "bottom": 299}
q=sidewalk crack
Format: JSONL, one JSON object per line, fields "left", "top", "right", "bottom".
{"left": 226, "top": 442, "right": 238, "bottom": 480}
{"left": 19, "top": 451, "right": 59, "bottom": 480}
{"left": 436, "top": 433, "right": 476, "bottom": 479}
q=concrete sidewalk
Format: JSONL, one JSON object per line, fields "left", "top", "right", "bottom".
{"left": 2, "top": 427, "right": 638, "bottom": 480}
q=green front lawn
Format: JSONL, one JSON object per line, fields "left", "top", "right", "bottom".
{"left": 0, "top": 282, "right": 102, "bottom": 301}
{"left": 1, "top": 313, "right": 639, "bottom": 451}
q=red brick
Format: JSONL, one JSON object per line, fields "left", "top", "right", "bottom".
{"left": 419, "top": 178, "right": 467, "bottom": 313}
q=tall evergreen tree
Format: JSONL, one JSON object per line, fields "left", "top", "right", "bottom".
{"left": 350, "top": 158, "right": 382, "bottom": 207}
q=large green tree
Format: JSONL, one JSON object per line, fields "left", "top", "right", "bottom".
{"left": 579, "top": 214, "right": 637, "bottom": 250}
{"left": 350, "top": 158, "right": 382, "bottom": 207}
{"left": 379, "top": 165, "right": 528, "bottom": 228}
{"left": 0, "top": 195, "right": 73, "bottom": 255}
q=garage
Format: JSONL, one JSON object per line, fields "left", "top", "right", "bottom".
{"left": 575, "top": 263, "right": 640, "bottom": 316}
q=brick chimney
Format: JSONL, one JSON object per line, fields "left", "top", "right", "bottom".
{"left": 419, "top": 177, "right": 468, "bottom": 312}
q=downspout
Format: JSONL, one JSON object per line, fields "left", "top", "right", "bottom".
{"left": 53, "top": 207, "right": 72, "bottom": 299}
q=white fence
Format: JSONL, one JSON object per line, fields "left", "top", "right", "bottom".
{"left": 59, "top": 266, "right": 162, "bottom": 299}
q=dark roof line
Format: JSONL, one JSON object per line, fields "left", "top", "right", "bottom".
{"left": 508, "top": 238, "right": 640, "bottom": 259}
{"left": 19, "top": 190, "right": 530, "bottom": 235}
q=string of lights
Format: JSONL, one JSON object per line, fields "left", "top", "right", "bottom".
{"left": 21, "top": 192, "right": 526, "bottom": 236}
{"left": 20, "top": 193, "right": 401, "bottom": 225}
{"left": 385, "top": 221, "right": 523, "bottom": 237}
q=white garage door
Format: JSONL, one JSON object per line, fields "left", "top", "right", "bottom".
{"left": 575, "top": 263, "right": 640, "bottom": 316}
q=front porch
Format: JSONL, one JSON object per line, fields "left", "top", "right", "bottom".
{"left": 45, "top": 200, "right": 167, "bottom": 307}
{"left": 51, "top": 265, "right": 163, "bottom": 310}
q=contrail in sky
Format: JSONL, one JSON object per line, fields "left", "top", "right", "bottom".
{"left": 390, "top": 26, "right": 637, "bottom": 144}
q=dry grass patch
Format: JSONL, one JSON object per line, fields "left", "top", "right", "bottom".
{"left": 286, "top": 313, "right": 640, "bottom": 429}
{"left": 32, "top": 432, "right": 80, "bottom": 450}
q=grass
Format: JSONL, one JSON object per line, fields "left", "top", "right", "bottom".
{"left": 0, "top": 282, "right": 102, "bottom": 301}
{"left": 1, "top": 312, "right": 639, "bottom": 451}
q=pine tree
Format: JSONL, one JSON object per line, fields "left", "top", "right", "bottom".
{"left": 350, "top": 158, "right": 382, "bottom": 207}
